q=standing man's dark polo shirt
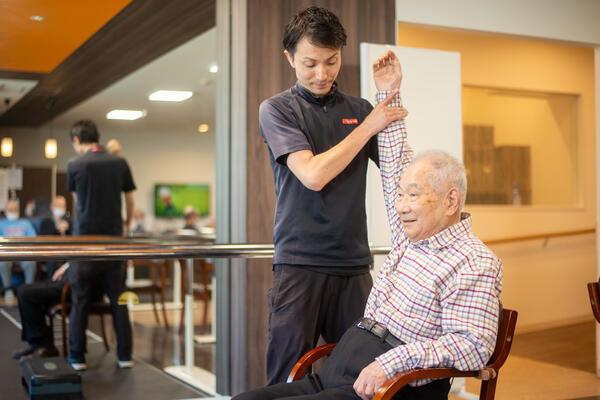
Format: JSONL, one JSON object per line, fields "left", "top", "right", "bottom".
{"left": 260, "top": 82, "right": 378, "bottom": 271}
{"left": 67, "top": 148, "right": 136, "bottom": 235}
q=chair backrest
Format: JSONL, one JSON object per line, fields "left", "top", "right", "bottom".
{"left": 588, "top": 282, "right": 600, "bottom": 323}
{"left": 486, "top": 308, "right": 518, "bottom": 372}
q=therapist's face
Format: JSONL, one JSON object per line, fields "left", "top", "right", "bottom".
{"left": 284, "top": 36, "right": 341, "bottom": 97}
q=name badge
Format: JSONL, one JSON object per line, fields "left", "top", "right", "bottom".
{"left": 342, "top": 118, "right": 358, "bottom": 124}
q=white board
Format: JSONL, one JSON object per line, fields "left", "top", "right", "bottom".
{"left": 360, "top": 43, "right": 462, "bottom": 276}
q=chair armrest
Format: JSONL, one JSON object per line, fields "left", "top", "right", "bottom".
{"left": 287, "top": 343, "right": 337, "bottom": 382}
{"left": 588, "top": 282, "right": 600, "bottom": 323}
{"left": 373, "top": 367, "right": 485, "bottom": 400}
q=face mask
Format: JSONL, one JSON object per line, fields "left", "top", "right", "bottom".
{"left": 6, "top": 212, "right": 19, "bottom": 221}
{"left": 25, "top": 205, "right": 35, "bottom": 217}
{"left": 53, "top": 208, "right": 66, "bottom": 219}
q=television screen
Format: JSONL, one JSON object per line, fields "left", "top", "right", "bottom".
{"left": 154, "top": 184, "right": 210, "bottom": 217}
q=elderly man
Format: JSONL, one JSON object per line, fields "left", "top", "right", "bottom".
{"left": 106, "top": 138, "right": 122, "bottom": 156}
{"left": 0, "top": 199, "right": 37, "bottom": 303}
{"left": 233, "top": 51, "right": 502, "bottom": 400}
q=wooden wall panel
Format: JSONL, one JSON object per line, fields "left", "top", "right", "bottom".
{"left": 245, "top": 0, "right": 395, "bottom": 389}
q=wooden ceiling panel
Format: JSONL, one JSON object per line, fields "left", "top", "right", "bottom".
{"left": 0, "top": 0, "right": 133, "bottom": 73}
{"left": 0, "top": 0, "right": 216, "bottom": 126}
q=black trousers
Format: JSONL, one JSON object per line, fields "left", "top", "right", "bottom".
{"left": 235, "top": 326, "right": 450, "bottom": 400}
{"left": 68, "top": 260, "right": 132, "bottom": 361}
{"left": 16, "top": 281, "right": 64, "bottom": 347}
{"left": 266, "top": 265, "right": 373, "bottom": 385}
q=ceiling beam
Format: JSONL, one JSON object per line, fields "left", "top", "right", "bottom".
{"left": 0, "top": 0, "right": 215, "bottom": 126}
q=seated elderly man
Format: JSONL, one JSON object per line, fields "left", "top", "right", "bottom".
{"left": 0, "top": 199, "right": 37, "bottom": 303}
{"left": 234, "top": 52, "right": 502, "bottom": 400}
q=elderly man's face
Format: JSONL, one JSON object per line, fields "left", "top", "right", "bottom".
{"left": 4, "top": 200, "right": 19, "bottom": 216}
{"left": 395, "top": 161, "right": 449, "bottom": 242}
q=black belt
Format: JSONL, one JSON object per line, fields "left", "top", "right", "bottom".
{"left": 356, "top": 317, "right": 404, "bottom": 348}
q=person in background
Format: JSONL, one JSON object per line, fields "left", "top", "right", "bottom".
{"left": 182, "top": 205, "right": 200, "bottom": 232}
{"left": 106, "top": 138, "right": 122, "bottom": 156}
{"left": 0, "top": 199, "right": 37, "bottom": 303}
{"left": 131, "top": 209, "right": 147, "bottom": 234}
{"left": 11, "top": 263, "right": 69, "bottom": 360}
{"left": 67, "top": 119, "right": 135, "bottom": 371}
{"left": 38, "top": 195, "right": 72, "bottom": 279}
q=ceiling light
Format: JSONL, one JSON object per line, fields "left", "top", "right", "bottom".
{"left": 149, "top": 90, "right": 193, "bottom": 102}
{"left": 29, "top": 15, "right": 45, "bottom": 21}
{"left": 45, "top": 139, "right": 57, "bottom": 159}
{"left": 106, "top": 109, "right": 146, "bottom": 120}
{"left": 1, "top": 138, "right": 13, "bottom": 157}
{"left": 209, "top": 64, "right": 218, "bottom": 73}
{"left": 198, "top": 124, "right": 209, "bottom": 133}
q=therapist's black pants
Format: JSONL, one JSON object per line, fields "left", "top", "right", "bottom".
{"left": 68, "top": 261, "right": 132, "bottom": 361}
{"left": 266, "top": 265, "right": 372, "bottom": 385}
{"left": 236, "top": 325, "right": 450, "bottom": 399}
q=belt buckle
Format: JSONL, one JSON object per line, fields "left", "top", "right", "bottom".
{"left": 358, "top": 318, "right": 376, "bottom": 331}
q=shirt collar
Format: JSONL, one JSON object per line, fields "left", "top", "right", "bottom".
{"left": 293, "top": 81, "right": 338, "bottom": 105}
{"left": 410, "top": 212, "right": 472, "bottom": 250}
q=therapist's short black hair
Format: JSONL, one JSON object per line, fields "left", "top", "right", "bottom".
{"left": 70, "top": 119, "right": 100, "bottom": 144}
{"left": 283, "top": 6, "right": 347, "bottom": 56}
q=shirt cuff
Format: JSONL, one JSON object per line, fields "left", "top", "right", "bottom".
{"left": 376, "top": 91, "right": 402, "bottom": 107}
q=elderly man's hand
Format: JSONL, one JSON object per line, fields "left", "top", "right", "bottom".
{"left": 373, "top": 50, "right": 402, "bottom": 91}
{"left": 353, "top": 361, "right": 388, "bottom": 400}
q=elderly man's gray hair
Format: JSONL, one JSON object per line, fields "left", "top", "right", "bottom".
{"left": 412, "top": 150, "right": 467, "bottom": 210}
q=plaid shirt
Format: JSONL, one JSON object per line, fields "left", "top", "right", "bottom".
{"left": 365, "top": 91, "right": 503, "bottom": 385}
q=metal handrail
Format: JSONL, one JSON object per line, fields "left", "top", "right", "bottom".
{"left": 0, "top": 238, "right": 392, "bottom": 261}
{"left": 0, "top": 227, "right": 594, "bottom": 261}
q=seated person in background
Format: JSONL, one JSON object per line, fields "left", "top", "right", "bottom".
{"left": 39, "top": 195, "right": 72, "bottom": 280}
{"left": 106, "top": 138, "right": 122, "bottom": 156}
{"left": 182, "top": 205, "right": 200, "bottom": 232}
{"left": 11, "top": 264, "right": 69, "bottom": 359}
{"left": 0, "top": 199, "right": 37, "bottom": 303}
{"left": 131, "top": 209, "right": 147, "bottom": 234}
{"left": 233, "top": 52, "right": 503, "bottom": 400}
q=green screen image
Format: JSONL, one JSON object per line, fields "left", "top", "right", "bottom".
{"left": 154, "top": 184, "right": 210, "bottom": 217}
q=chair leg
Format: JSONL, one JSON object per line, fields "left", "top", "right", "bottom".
{"left": 200, "top": 293, "right": 209, "bottom": 335}
{"left": 159, "top": 281, "right": 169, "bottom": 328}
{"left": 479, "top": 376, "right": 498, "bottom": 400}
{"left": 150, "top": 289, "right": 160, "bottom": 325}
{"left": 99, "top": 314, "right": 110, "bottom": 352}
{"left": 61, "top": 312, "right": 68, "bottom": 356}
{"left": 179, "top": 260, "right": 185, "bottom": 333}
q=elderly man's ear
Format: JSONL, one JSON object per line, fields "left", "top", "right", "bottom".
{"left": 445, "top": 187, "right": 461, "bottom": 215}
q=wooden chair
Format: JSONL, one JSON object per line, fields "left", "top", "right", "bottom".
{"left": 48, "top": 281, "right": 112, "bottom": 356}
{"left": 127, "top": 259, "right": 170, "bottom": 327}
{"left": 178, "top": 258, "right": 213, "bottom": 334}
{"left": 288, "top": 308, "right": 518, "bottom": 400}
{"left": 587, "top": 282, "right": 600, "bottom": 323}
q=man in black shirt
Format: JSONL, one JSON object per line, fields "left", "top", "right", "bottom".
{"left": 259, "top": 6, "right": 407, "bottom": 384}
{"left": 66, "top": 120, "right": 135, "bottom": 371}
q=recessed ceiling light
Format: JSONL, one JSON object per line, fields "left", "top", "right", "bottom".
{"left": 29, "top": 15, "right": 45, "bottom": 21}
{"left": 209, "top": 64, "right": 218, "bottom": 73}
{"left": 106, "top": 109, "right": 146, "bottom": 120}
{"left": 149, "top": 90, "right": 193, "bottom": 102}
{"left": 198, "top": 124, "right": 209, "bottom": 133}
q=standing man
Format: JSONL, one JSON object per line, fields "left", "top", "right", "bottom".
{"left": 67, "top": 119, "right": 136, "bottom": 370}
{"left": 0, "top": 199, "right": 37, "bottom": 303}
{"left": 259, "top": 6, "right": 407, "bottom": 384}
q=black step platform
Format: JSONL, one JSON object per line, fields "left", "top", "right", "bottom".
{"left": 20, "top": 357, "right": 83, "bottom": 400}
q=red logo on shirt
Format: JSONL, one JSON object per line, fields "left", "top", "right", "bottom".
{"left": 342, "top": 118, "right": 358, "bottom": 124}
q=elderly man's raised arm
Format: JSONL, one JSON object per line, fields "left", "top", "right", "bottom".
{"left": 373, "top": 51, "right": 414, "bottom": 248}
